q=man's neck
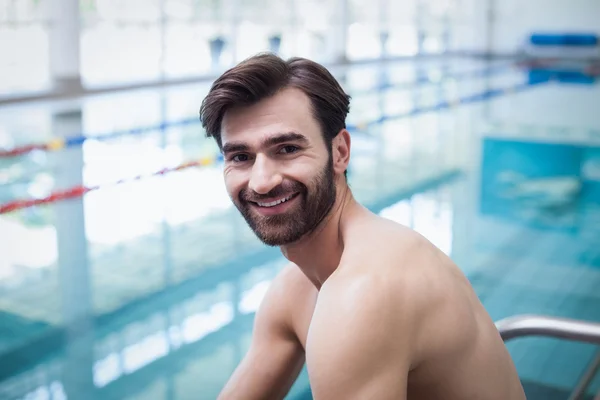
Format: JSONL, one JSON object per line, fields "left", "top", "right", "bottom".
{"left": 280, "top": 183, "right": 361, "bottom": 290}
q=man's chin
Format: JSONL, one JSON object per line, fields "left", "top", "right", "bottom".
{"left": 253, "top": 227, "right": 306, "bottom": 247}
{"left": 257, "top": 236, "right": 290, "bottom": 247}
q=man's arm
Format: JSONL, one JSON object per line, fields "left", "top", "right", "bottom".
{"left": 306, "top": 275, "right": 412, "bottom": 399}
{"left": 218, "top": 270, "right": 305, "bottom": 400}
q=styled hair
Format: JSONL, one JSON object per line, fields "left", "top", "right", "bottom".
{"left": 199, "top": 53, "right": 351, "bottom": 151}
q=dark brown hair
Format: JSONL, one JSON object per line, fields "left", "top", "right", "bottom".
{"left": 199, "top": 53, "right": 351, "bottom": 151}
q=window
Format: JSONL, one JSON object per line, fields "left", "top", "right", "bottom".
{"left": 0, "top": 0, "right": 50, "bottom": 96}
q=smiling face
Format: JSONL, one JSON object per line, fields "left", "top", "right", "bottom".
{"left": 221, "top": 87, "right": 338, "bottom": 246}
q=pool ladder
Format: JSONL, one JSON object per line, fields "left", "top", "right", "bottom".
{"left": 496, "top": 315, "right": 600, "bottom": 400}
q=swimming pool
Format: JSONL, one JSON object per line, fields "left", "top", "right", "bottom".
{"left": 0, "top": 57, "right": 599, "bottom": 399}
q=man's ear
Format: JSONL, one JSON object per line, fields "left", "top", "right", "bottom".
{"left": 332, "top": 129, "right": 351, "bottom": 175}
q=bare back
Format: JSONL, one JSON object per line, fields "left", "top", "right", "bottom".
{"left": 219, "top": 214, "right": 525, "bottom": 399}
{"left": 281, "top": 217, "right": 523, "bottom": 399}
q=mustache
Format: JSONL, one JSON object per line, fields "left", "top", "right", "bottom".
{"left": 240, "top": 182, "right": 306, "bottom": 203}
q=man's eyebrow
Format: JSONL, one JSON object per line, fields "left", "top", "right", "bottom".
{"left": 222, "top": 142, "right": 249, "bottom": 155}
{"left": 263, "top": 132, "right": 309, "bottom": 147}
{"left": 222, "top": 132, "right": 308, "bottom": 155}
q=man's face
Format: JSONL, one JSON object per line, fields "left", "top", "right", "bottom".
{"left": 220, "top": 87, "right": 337, "bottom": 246}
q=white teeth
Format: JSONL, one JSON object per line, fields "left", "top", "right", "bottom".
{"left": 257, "top": 194, "right": 294, "bottom": 208}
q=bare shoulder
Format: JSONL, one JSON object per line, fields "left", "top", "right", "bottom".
{"left": 307, "top": 269, "right": 412, "bottom": 398}
{"left": 311, "top": 214, "right": 524, "bottom": 398}
{"left": 309, "top": 220, "right": 424, "bottom": 355}
{"left": 313, "top": 266, "right": 415, "bottom": 346}
{"left": 311, "top": 220, "right": 433, "bottom": 350}
{"left": 338, "top": 215, "right": 483, "bottom": 359}
{"left": 344, "top": 214, "right": 473, "bottom": 299}
{"left": 262, "top": 262, "right": 315, "bottom": 308}
{"left": 257, "top": 262, "right": 316, "bottom": 333}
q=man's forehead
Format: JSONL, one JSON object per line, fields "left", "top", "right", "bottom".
{"left": 221, "top": 87, "right": 318, "bottom": 143}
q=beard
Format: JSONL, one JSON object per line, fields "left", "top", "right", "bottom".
{"left": 233, "top": 155, "right": 337, "bottom": 246}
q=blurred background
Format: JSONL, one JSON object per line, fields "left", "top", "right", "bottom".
{"left": 0, "top": 0, "right": 599, "bottom": 399}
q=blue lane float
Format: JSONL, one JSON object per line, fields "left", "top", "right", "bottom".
{"left": 529, "top": 33, "right": 599, "bottom": 47}
{"left": 523, "top": 32, "right": 600, "bottom": 63}
{"left": 528, "top": 69, "right": 598, "bottom": 85}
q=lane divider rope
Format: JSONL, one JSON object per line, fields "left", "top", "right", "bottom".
{"left": 0, "top": 77, "right": 550, "bottom": 215}
{"left": 0, "top": 156, "right": 221, "bottom": 215}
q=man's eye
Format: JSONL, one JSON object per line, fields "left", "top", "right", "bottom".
{"left": 280, "top": 145, "right": 299, "bottom": 154}
{"left": 232, "top": 154, "right": 249, "bottom": 162}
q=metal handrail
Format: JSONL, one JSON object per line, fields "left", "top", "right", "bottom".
{"left": 495, "top": 314, "right": 600, "bottom": 400}
{"left": 495, "top": 314, "right": 600, "bottom": 344}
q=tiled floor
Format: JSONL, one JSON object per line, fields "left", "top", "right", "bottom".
{"left": 0, "top": 57, "right": 599, "bottom": 399}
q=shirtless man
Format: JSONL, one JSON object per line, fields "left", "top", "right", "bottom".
{"left": 199, "top": 53, "right": 526, "bottom": 399}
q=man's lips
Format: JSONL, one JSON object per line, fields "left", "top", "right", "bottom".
{"left": 249, "top": 193, "right": 299, "bottom": 208}
{"left": 245, "top": 192, "right": 301, "bottom": 216}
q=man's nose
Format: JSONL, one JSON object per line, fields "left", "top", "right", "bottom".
{"left": 248, "top": 155, "right": 283, "bottom": 195}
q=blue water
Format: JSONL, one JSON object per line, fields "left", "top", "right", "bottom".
{"left": 0, "top": 57, "right": 599, "bottom": 399}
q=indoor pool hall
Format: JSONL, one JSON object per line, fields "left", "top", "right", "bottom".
{"left": 1, "top": 0, "right": 600, "bottom": 399}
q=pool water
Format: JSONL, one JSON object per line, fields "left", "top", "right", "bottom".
{"left": 0, "top": 57, "right": 599, "bottom": 399}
